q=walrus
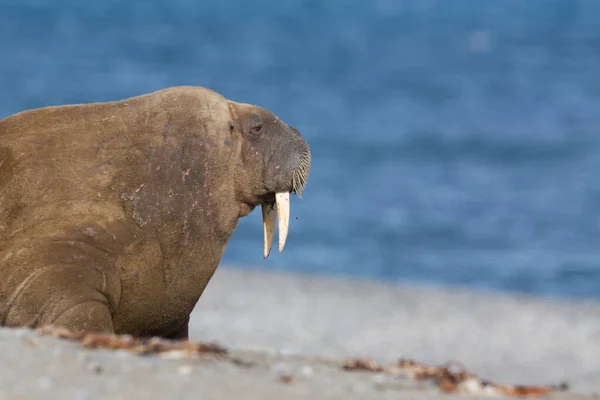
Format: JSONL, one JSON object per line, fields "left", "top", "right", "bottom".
{"left": 0, "top": 86, "right": 311, "bottom": 340}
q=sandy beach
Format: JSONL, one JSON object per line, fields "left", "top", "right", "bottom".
{"left": 1, "top": 265, "right": 599, "bottom": 399}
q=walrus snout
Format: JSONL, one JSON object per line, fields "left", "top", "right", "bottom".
{"left": 265, "top": 126, "right": 311, "bottom": 195}
{"left": 260, "top": 127, "right": 311, "bottom": 260}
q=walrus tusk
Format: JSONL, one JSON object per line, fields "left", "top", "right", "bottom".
{"left": 262, "top": 192, "right": 291, "bottom": 258}
{"left": 262, "top": 202, "right": 276, "bottom": 259}
{"left": 276, "top": 191, "right": 290, "bottom": 253}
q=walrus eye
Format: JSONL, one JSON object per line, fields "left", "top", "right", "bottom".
{"left": 247, "top": 114, "right": 263, "bottom": 136}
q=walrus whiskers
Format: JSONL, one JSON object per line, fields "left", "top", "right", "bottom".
{"left": 292, "top": 150, "right": 311, "bottom": 198}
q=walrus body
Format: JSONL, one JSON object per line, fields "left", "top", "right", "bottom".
{"left": 0, "top": 86, "right": 310, "bottom": 339}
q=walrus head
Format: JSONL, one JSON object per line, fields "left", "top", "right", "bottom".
{"left": 227, "top": 102, "right": 311, "bottom": 259}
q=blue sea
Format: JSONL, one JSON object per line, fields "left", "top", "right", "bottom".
{"left": 2, "top": 0, "right": 600, "bottom": 299}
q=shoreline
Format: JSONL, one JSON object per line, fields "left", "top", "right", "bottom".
{"left": 191, "top": 265, "right": 600, "bottom": 395}
{"left": 219, "top": 262, "right": 600, "bottom": 304}
{"left": 216, "top": 262, "right": 600, "bottom": 303}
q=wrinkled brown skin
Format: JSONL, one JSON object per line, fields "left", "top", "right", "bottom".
{"left": 0, "top": 86, "right": 310, "bottom": 340}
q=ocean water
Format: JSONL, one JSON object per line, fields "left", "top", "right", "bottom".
{"left": 2, "top": 0, "right": 600, "bottom": 299}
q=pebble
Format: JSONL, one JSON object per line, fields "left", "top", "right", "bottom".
{"left": 177, "top": 365, "right": 193, "bottom": 375}
{"left": 272, "top": 362, "right": 294, "bottom": 382}
{"left": 372, "top": 373, "right": 387, "bottom": 385}
{"left": 300, "top": 365, "right": 314, "bottom": 377}
{"left": 88, "top": 362, "right": 104, "bottom": 374}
